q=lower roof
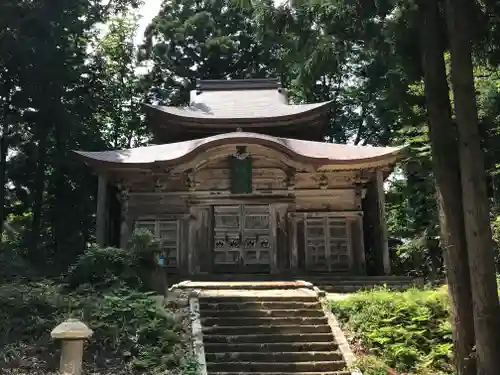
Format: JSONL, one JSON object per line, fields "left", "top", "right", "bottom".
{"left": 73, "top": 132, "right": 406, "bottom": 171}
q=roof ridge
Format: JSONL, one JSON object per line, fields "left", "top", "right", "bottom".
{"left": 196, "top": 78, "right": 281, "bottom": 92}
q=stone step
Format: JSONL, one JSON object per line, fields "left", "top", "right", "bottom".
{"left": 206, "top": 361, "right": 346, "bottom": 373}
{"left": 207, "top": 372, "right": 351, "bottom": 375}
{"left": 176, "top": 281, "right": 312, "bottom": 290}
{"left": 203, "top": 325, "right": 332, "bottom": 335}
{"left": 200, "top": 301, "right": 322, "bottom": 310}
{"left": 199, "top": 295, "right": 318, "bottom": 303}
{"left": 202, "top": 317, "right": 328, "bottom": 326}
{"left": 205, "top": 351, "right": 344, "bottom": 363}
{"left": 197, "top": 287, "right": 349, "bottom": 375}
{"left": 200, "top": 309, "right": 325, "bottom": 318}
{"left": 203, "top": 333, "right": 335, "bottom": 344}
{"left": 172, "top": 274, "right": 412, "bottom": 282}
{"left": 204, "top": 342, "right": 338, "bottom": 353}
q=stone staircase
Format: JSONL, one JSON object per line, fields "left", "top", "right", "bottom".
{"left": 197, "top": 289, "right": 351, "bottom": 375}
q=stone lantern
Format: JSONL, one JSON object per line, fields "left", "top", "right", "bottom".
{"left": 51, "top": 318, "right": 93, "bottom": 375}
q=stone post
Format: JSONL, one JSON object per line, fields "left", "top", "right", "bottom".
{"left": 51, "top": 319, "right": 93, "bottom": 375}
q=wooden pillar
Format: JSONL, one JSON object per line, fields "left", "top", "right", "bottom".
{"left": 349, "top": 214, "right": 367, "bottom": 275}
{"left": 273, "top": 203, "right": 289, "bottom": 273}
{"left": 187, "top": 206, "right": 197, "bottom": 275}
{"left": 375, "top": 169, "right": 391, "bottom": 275}
{"left": 188, "top": 206, "right": 211, "bottom": 275}
{"left": 288, "top": 212, "right": 299, "bottom": 273}
{"left": 356, "top": 214, "right": 367, "bottom": 274}
{"left": 118, "top": 187, "right": 130, "bottom": 249}
{"left": 96, "top": 174, "right": 108, "bottom": 247}
{"left": 178, "top": 214, "right": 190, "bottom": 276}
{"left": 269, "top": 204, "right": 279, "bottom": 274}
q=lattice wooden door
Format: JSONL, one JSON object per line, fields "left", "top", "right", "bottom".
{"left": 213, "top": 205, "right": 271, "bottom": 273}
{"left": 304, "top": 215, "right": 350, "bottom": 272}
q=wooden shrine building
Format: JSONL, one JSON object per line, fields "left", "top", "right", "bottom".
{"left": 74, "top": 78, "right": 405, "bottom": 277}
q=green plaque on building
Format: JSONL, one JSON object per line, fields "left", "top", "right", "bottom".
{"left": 230, "top": 147, "right": 252, "bottom": 194}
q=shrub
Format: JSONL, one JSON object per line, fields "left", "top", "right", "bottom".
{"left": 65, "top": 229, "right": 159, "bottom": 290}
{"left": 353, "top": 355, "right": 392, "bottom": 375}
{"left": 0, "top": 241, "right": 35, "bottom": 282}
{"left": 330, "top": 286, "right": 453, "bottom": 375}
{"left": 2, "top": 230, "right": 194, "bottom": 375}
{"left": 76, "top": 287, "right": 187, "bottom": 374}
{"left": 0, "top": 281, "right": 193, "bottom": 375}
{"left": 0, "top": 281, "right": 68, "bottom": 370}
{"left": 65, "top": 245, "right": 142, "bottom": 290}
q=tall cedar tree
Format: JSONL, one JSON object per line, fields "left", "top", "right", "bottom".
{"left": 417, "top": 1, "right": 476, "bottom": 374}
{"left": 445, "top": 0, "right": 500, "bottom": 373}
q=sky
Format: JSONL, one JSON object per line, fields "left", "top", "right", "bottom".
{"left": 134, "top": 0, "right": 163, "bottom": 45}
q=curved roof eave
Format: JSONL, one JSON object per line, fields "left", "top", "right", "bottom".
{"left": 72, "top": 132, "right": 407, "bottom": 172}
{"left": 143, "top": 101, "right": 333, "bottom": 126}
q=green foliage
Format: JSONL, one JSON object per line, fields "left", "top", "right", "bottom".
{"left": 0, "top": 281, "right": 66, "bottom": 351}
{"left": 0, "top": 230, "right": 196, "bottom": 373}
{"left": 0, "top": 241, "right": 35, "bottom": 282}
{"left": 77, "top": 287, "right": 187, "bottom": 374}
{"left": 65, "top": 229, "right": 159, "bottom": 290}
{"left": 139, "top": 0, "right": 281, "bottom": 105}
{"left": 490, "top": 216, "right": 500, "bottom": 270}
{"left": 1, "top": 0, "right": 500, "bottom": 288}
{"left": 128, "top": 227, "right": 159, "bottom": 255}
{"left": 331, "top": 287, "right": 454, "bottom": 375}
{"left": 353, "top": 355, "right": 392, "bottom": 375}
{"left": 0, "top": 280, "right": 195, "bottom": 374}
{"left": 90, "top": 13, "right": 150, "bottom": 149}
{"left": 2, "top": 0, "right": 497, "bottom": 282}
{"left": 65, "top": 245, "right": 142, "bottom": 290}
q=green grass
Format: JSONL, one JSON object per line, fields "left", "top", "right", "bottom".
{"left": 330, "top": 286, "right": 455, "bottom": 375}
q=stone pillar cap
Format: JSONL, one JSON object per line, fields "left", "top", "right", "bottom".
{"left": 51, "top": 318, "right": 93, "bottom": 340}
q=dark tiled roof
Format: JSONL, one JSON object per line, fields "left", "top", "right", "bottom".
{"left": 147, "top": 89, "right": 332, "bottom": 121}
{"left": 73, "top": 132, "right": 405, "bottom": 169}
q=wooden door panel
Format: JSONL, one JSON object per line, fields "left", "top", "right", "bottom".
{"left": 242, "top": 205, "right": 271, "bottom": 269}
{"left": 327, "top": 218, "right": 349, "bottom": 269}
{"left": 214, "top": 206, "right": 241, "bottom": 229}
{"left": 213, "top": 206, "right": 242, "bottom": 268}
{"left": 212, "top": 205, "right": 272, "bottom": 272}
{"left": 304, "top": 214, "right": 350, "bottom": 272}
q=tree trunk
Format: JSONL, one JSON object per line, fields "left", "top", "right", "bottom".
{"left": 417, "top": 1, "right": 476, "bottom": 374}
{"left": 0, "top": 130, "right": 6, "bottom": 240}
{"left": 52, "top": 113, "right": 67, "bottom": 263}
{"left": 0, "top": 88, "right": 12, "bottom": 241}
{"left": 445, "top": 0, "right": 500, "bottom": 373}
{"left": 29, "top": 128, "right": 48, "bottom": 260}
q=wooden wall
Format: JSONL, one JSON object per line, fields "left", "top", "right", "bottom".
{"left": 107, "top": 146, "right": 376, "bottom": 276}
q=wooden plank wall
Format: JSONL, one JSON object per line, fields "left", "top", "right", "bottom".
{"left": 118, "top": 152, "right": 371, "bottom": 276}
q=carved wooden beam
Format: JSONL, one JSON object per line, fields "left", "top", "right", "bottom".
{"left": 284, "top": 167, "right": 297, "bottom": 190}
{"left": 183, "top": 169, "right": 199, "bottom": 192}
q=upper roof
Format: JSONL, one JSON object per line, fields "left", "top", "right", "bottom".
{"left": 145, "top": 78, "right": 333, "bottom": 142}
{"left": 73, "top": 131, "right": 406, "bottom": 172}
